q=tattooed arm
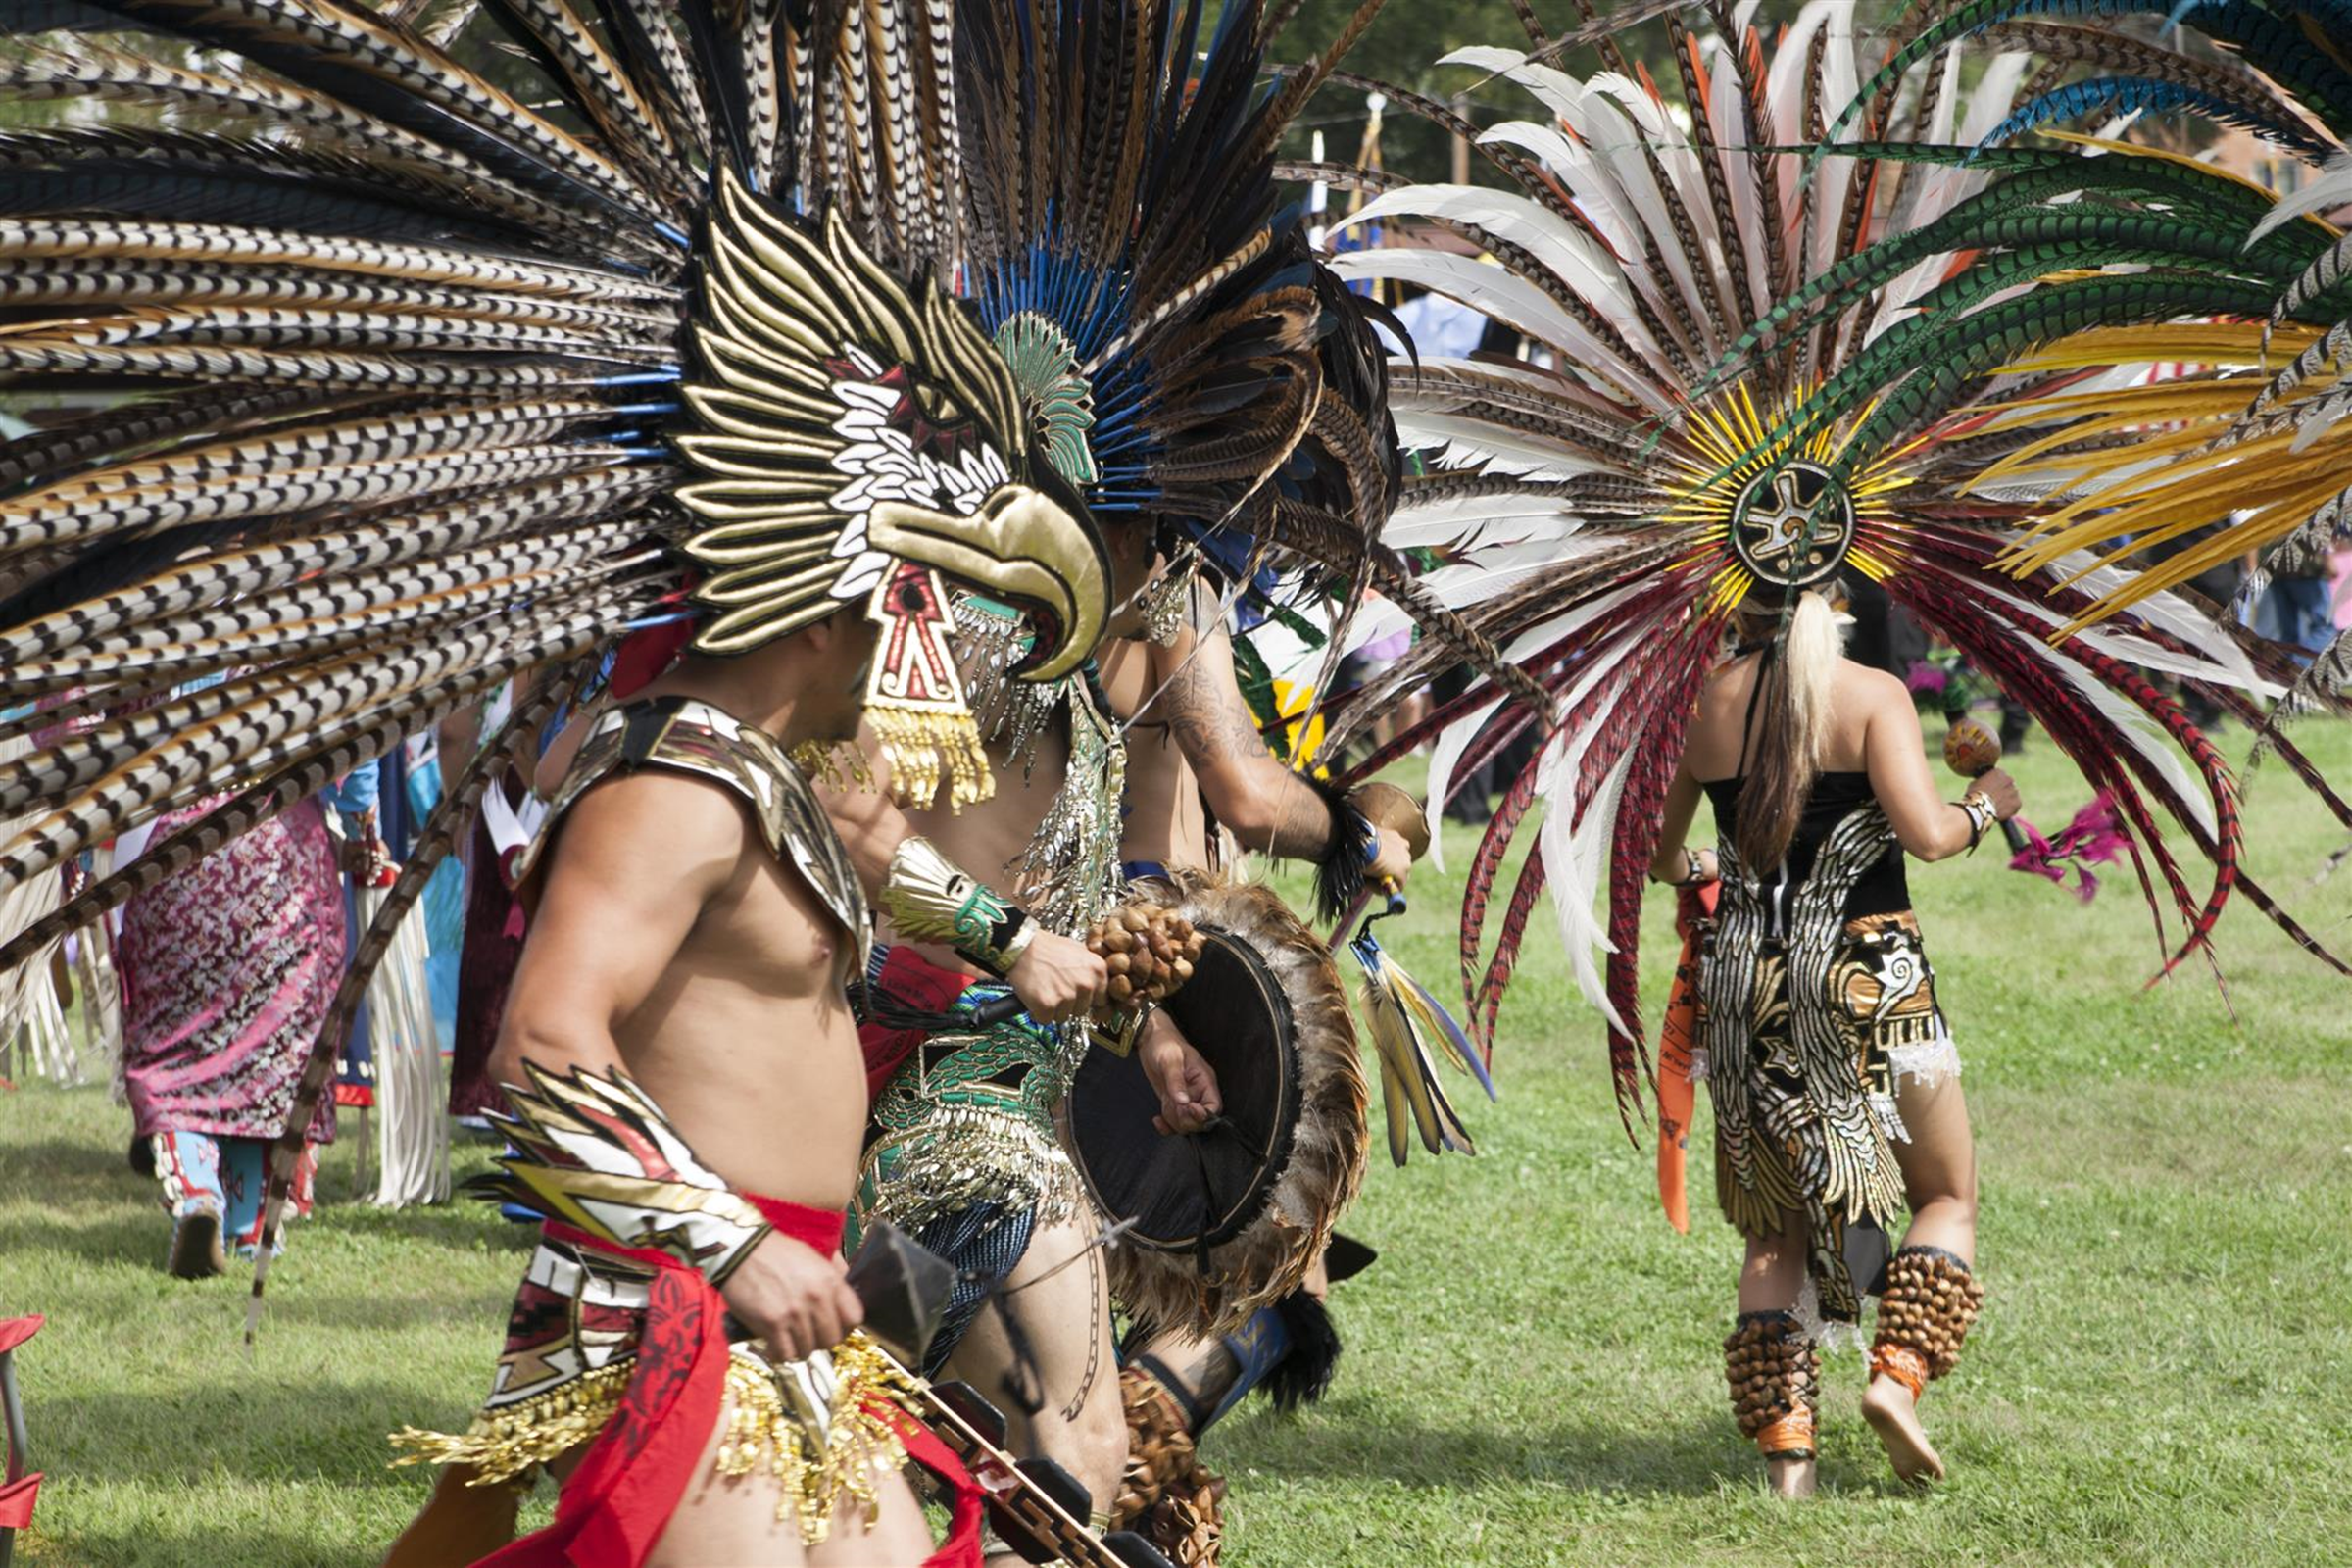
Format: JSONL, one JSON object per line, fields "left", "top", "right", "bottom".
{"left": 1146, "top": 620, "right": 1413, "bottom": 882}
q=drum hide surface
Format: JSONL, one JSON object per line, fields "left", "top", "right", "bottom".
{"left": 1069, "top": 928, "right": 1301, "bottom": 1252}
{"left": 1062, "top": 871, "right": 1367, "bottom": 1337}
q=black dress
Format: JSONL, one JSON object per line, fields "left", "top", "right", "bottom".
{"left": 1697, "top": 772, "right": 1960, "bottom": 1322}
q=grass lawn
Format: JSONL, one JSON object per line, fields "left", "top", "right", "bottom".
{"left": 4, "top": 718, "right": 2350, "bottom": 1567}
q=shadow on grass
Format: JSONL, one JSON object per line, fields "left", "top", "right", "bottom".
{"left": 0, "top": 1123, "right": 525, "bottom": 1275}
{"left": 318, "top": 1200, "right": 533, "bottom": 1252}
{"left": 44, "top": 1378, "right": 452, "bottom": 1492}
{"left": 0, "top": 1135, "right": 144, "bottom": 1212}
{"left": 0, "top": 1211, "right": 169, "bottom": 1272}
{"left": 1213, "top": 1397, "right": 1743, "bottom": 1497}
{"left": 33, "top": 1519, "right": 395, "bottom": 1568}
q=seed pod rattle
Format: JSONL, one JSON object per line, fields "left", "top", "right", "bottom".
{"left": 1085, "top": 904, "right": 1207, "bottom": 1014}
{"left": 1942, "top": 717, "right": 2027, "bottom": 854}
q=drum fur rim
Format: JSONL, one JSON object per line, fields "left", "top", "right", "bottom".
{"left": 1065, "top": 870, "right": 1368, "bottom": 1338}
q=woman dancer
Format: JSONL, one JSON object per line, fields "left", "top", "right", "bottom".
{"left": 1650, "top": 589, "right": 2018, "bottom": 1495}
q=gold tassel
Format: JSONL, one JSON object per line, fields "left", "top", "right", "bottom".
{"left": 790, "top": 739, "right": 873, "bottom": 792}
{"left": 867, "top": 700, "right": 994, "bottom": 812}
{"left": 388, "top": 1362, "right": 637, "bottom": 1487}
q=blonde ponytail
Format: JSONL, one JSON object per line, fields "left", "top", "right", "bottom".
{"left": 1734, "top": 590, "right": 1848, "bottom": 873}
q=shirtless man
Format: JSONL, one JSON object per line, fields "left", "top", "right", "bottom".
{"left": 383, "top": 619, "right": 963, "bottom": 1568}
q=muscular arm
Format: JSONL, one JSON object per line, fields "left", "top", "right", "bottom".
{"left": 491, "top": 771, "right": 868, "bottom": 1362}
{"left": 489, "top": 772, "right": 740, "bottom": 1088}
{"left": 1148, "top": 625, "right": 1348, "bottom": 859}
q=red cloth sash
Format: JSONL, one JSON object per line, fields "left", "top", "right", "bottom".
{"left": 1656, "top": 881, "right": 1719, "bottom": 1235}
{"left": 1, "top": 1314, "right": 40, "bottom": 1532}
{"left": 858, "top": 945, "right": 982, "bottom": 1104}
{"left": 475, "top": 1195, "right": 979, "bottom": 1568}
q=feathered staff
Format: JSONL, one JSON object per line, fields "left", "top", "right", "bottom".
{"left": 1293, "top": 0, "right": 2346, "bottom": 1134}
{"left": 1321, "top": 782, "right": 1493, "bottom": 1165}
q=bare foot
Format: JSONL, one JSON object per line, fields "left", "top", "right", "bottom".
{"left": 1765, "top": 1455, "right": 1817, "bottom": 1498}
{"left": 1862, "top": 1374, "right": 1946, "bottom": 1484}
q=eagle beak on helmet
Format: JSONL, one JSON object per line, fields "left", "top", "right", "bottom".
{"left": 863, "top": 485, "right": 1110, "bottom": 683}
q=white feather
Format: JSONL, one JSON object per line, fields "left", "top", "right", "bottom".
{"left": 1383, "top": 494, "right": 1590, "bottom": 548}
{"left": 1588, "top": 74, "right": 1737, "bottom": 331}
{"left": 1477, "top": 120, "right": 1641, "bottom": 257}
{"left": 1423, "top": 702, "right": 1493, "bottom": 876}
{"left": 1540, "top": 735, "right": 1637, "bottom": 1031}
{"left": 1518, "top": 602, "right": 1667, "bottom": 1022}
{"left": 1440, "top": 47, "right": 1704, "bottom": 358}
{"left": 1984, "top": 608, "right": 2223, "bottom": 837}
{"left": 2250, "top": 151, "right": 2352, "bottom": 242}
{"left": 1388, "top": 414, "right": 1614, "bottom": 480}
{"left": 1705, "top": 41, "right": 1774, "bottom": 316}
{"left": 1334, "top": 182, "right": 1662, "bottom": 366}
{"left": 1807, "top": 2, "right": 1860, "bottom": 279}
{"left": 1879, "top": 53, "right": 2036, "bottom": 338}
{"left": 1331, "top": 250, "right": 1668, "bottom": 412}
{"left": 2286, "top": 386, "right": 2352, "bottom": 453}
{"left": 1979, "top": 565, "right": 2281, "bottom": 701}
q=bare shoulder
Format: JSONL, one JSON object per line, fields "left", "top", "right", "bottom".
{"left": 547, "top": 766, "right": 748, "bottom": 886}
{"left": 1838, "top": 660, "right": 1911, "bottom": 710}
{"left": 1695, "top": 653, "right": 1755, "bottom": 713}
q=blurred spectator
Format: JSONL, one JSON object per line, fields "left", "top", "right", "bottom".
{"left": 2250, "top": 550, "right": 2333, "bottom": 656}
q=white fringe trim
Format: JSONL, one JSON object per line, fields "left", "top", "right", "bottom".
{"left": 1871, "top": 1034, "right": 1963, "bottom": 1144}
{"left": 1795, "top": 1277, "right": 1865, "bottom": 1355}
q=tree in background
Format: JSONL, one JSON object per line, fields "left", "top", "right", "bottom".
{"left": 1265, "top": 0, "right": 1534, "bottom": 183}
{"left": 1265, "top": 0, "right": 1687, "bottom": 185}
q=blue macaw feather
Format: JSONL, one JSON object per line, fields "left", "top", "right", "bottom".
{"left": 1349, "top": 928, "right": 1486, "bottom": 1166}
{"left": 1947, "top": 1, "right": 2352, "bottom": 132}
{"left": 1978, "top": 76, "right": 2334, "bottom": 157}
{"left": 1390, "top": 950, "right": 1498, "bottom": 1102}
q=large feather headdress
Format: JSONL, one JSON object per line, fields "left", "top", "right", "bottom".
{"left": 1799, "top": 0, "right": 2352, "bottom": 743}
{"left": 0, "top": 0, "right": 1117, "bottom": 1319}
{"left": 955, "top": 0, "right": 1399, "bottom": 594}
{"left": 1301, "top": 0, "right": 2347, "bottom": 1129}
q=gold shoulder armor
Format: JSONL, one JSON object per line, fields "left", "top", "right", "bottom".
{"left": 521, "top": 697, "right": 870, "bottom": 972}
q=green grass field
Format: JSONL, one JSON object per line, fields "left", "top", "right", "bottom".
{"left": 4, "top": 720, "right": 2349, "bottom": 1567}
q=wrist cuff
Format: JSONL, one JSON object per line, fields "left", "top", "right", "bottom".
{"left": 1957, "top": 789, "right": 1997, "bottom": 851}
{"left": 1304, "top": 773, "right": 1373, "bottom": 926}
{"left": 880, "top": 836, "right": 1037, "bottom": 976}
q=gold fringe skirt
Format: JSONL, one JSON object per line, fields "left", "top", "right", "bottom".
{"left": 389, "top": 1332, "right": 917, "bottom": 1546}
